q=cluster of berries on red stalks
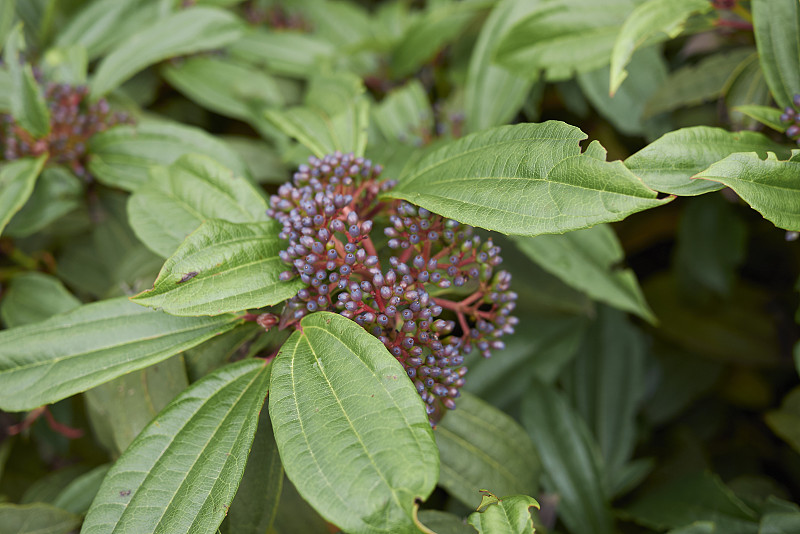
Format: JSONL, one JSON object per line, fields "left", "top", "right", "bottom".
{"left": 267, "top": 152, "right": 517, "bottom": 424}
{"left": 779, "top": 94, "right": 800, "bottom": 146}
{"left": 0, "top": 82, "right": 131, "bottom": 178}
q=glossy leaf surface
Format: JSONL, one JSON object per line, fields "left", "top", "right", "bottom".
{"left": 269, "top": 312, "right": 439, "bottom": 534}
{"left": 752, "top": 0, "right": 800, "bottom": 108}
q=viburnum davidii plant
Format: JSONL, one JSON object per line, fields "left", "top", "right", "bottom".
{"left": 0, "top": 1, "right": 799, "bottom": 534}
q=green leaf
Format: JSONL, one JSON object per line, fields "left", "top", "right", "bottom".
{"left": 695, "top": 151, "right": 800, "bottom": 231}
{"left": 436, "top": 392, "right": 541, "bottom": 508}
{"left": 384, "top": 122, "right": 669, "bottom": 236}
{"left": 0, "top": 156, "right": 47, "bottom": 237}
{"left": 0, "top": 272, "right": 80, "bottom": 328}
{"left": 41, "top": 45, "right": 88, "bottom": 85}
{"left": 765, "top": 387, "right": 800, "bottom": 455}
{"left": 132, "top": 219, "right": 301, "bottom": 316}
{"left": 522, "top": 379, "right": 613, "bottom": 534}
{"left": 752, "top": 0, "right": 800, "bottom": 109}
{"left": 372, "top": 80, "right": 433, "bottom": 144}
{"left": 84, "top": 355, "right": 188, "bottom": 456}
{"left": 621, "top": 471, "right": 758, "bottom": 532}
{"left": 81, "top": 359, "right": 270, "bottom": 534}
{"left": 21, "top": 465, "right": 93, "bottom": 505}
{"left": 577, "top": 46, "right": 668, "bottom": 136}
{"left": 726, "top": 55, "right": 773, "bottom": 130}
{"left": 4, "top": 24, "right": 50, "bottom": 137}
{"left": 222, "top": 135, "right": 288, "bottom": 184}
{"left": 228, "top": 29, "right": 335, "bottom": 78}
{"left": 161, "top": 55, "right": 283, "bottom": 122}
{"left": 0, "top": 67, "right": 12, "bottom": 112}
{"left": 0, "top": 0, "right": 14, "bottom": 55}
{"left": 495, "top": 0, "right": 637, "bottom": 82}
{"left": 269, "top": 312, "right": 439, "bottom": 534}
{"left": 185, "top": 322, "right": 262, "bottom": 381}
{"left": 0, "top": 503, "right": 80, "bottom": 534}
{"left": 464, "top": 0, "right": 540, "bottom": 133}
{"left": 418, "top": 510, "right": 478, "bottom": 534}
{"left": 666, "top": 523, "right": 716, "bottom": 534}
{"left": 0, "top": 297, "right": 240, "bottom": 411}
{"left": 609, "top": 0, "right": 713, "bottom": 95}
{"left": 88, "top": 119, "right": 250, "bottom": 192}
{"left": 390, "top": 0, "right": 487, "bottom": 78}
{"left": 265, "top": 73, "right": 369, "bottom": 158}
{"left": 4, "top": 165, "right": 83, "bottom": 238}
{"left": 226, "top": 406, "right": 283, "bottom": 534}
{"left": 514, "top": 224, "right": 654, "bottom": 322}
{"left": 643, "top": 48, "right": 755, "bottom": 118}
{"left": 127, "top": 153, "right": 267, "bottom": 258}
{"left": 561, "top": 308, "right": 648, "bottom": 486}
{"left": 759, "top": 509, "right": 800, "bottom": 534}
{"left": 734, "top": 105, "right": 786, "bottom": 132}
{"left": 52, "top": 464, "right": 112, "bottom": 516}
{"left": 467, "top": 492, "right": 539, "bottom": 534}
{"left": 89, "top": 6, "right": 243, "bottom": 97}
{"left": 625, "top": 126, "right": 791, "bottom": 196}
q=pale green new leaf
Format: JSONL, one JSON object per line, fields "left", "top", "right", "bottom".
{"left": 436, "top": 392, "right": 540, "bottom": 509}
{"left": 752, "top": 0, "right": 800, "bottom": 109}
{"left": 127, "top": 153, "right": 267, "bottom": 258}
{"left": 269, "top": 312, "right": 439, "bottom": 534}
{"left": 82, "top": 359, "right": 270, "bottom": 534}
{"left": 90, "top": 7, "right": 243, "bottom": 97}
{"left": 0, "top": 503, "right": 80, "bottom": 534}
{"left": 5, "top": 25, "right": 50, "bottom": 138}
{"left": 467, "top": 493, "right": 539, "bottom": 534}
{"left": 609, "top": 0, "right": 713, "bottom": 95}
{"left": 495, "top": 0, "right": 638, "bottom": 82}
{"left": 464, "top": 0, "right": 540, "bottom": 133}
{"left": 228, "top": 29, "right": 335, "bottom": 78}
{"left": 384, "top": 122, "right": 669, "bottom": 236}
{"left": 132, "top": 219, "right": 301, "bottom": 316}
{"left": 0, "top": 272, "right": 80, "bottom": 328}
{"left": 734, "top": 105, "right": 787, "bottom": 132}
{"left": 522, "top": 379, "right": 613, "bottom": 534}
{"left": 0, "top": 297, "right": 239, "bottom": 411}
{"left": 161, "top": 55, "right": 284, "bottom": 122}
{"left": 89, "top": 119, "right": 249, "bottom": 192}
{"left": 55, "top": 0, "right": 149, "bottom": 60}
{"left": 695, "top": 151, "right": 800, "bottom": 231}
{"left": 0, "top": 156, "right": 46, "bottom": 237}
{"left": 625, "top": 126, "right": 791, "bottom": 196}
{"left": 515, "top": 224, "right": 654, "bottom": 321}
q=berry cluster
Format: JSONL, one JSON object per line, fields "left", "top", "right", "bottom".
{"left": 268, "top": 152, "right": 517, "bottom": 423}
{"left": 779, "top": 94, "right": 800, "bottom": 146}
{"left": 0, "top": 82, "right": 131, "bottom": 178}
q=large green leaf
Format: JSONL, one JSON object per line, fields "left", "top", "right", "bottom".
{"left": 132, "top": 219, "right": 302, "bottom": 316}
{"left": 0, "top": 503, "right": 80, "bottom": 534}
{"left": 0, "top": 297, "right": 239, "bottom": 411}
{"left": 88, "top": 119, "right": 249, "bottom": 192}
{"left": 390, "top": 0, "right": 487, "bottom": 78}
{"left": 621, "top": 471, "right": 758, "bottom": 533}
{"left": 384, "top": 122, "right": 668, "bottom": 236}
{"left": 522, "top": 380, "right": 613, "bottom": 534}
{"left": 52, "top": 464, "right": 112, "bottom": 516}
{"left": 467, "top": 492, "right": 539, "bottom": 534}
{"left": 625, "top": 126, "right": 791, "bottom": 196}
{"left": 0, "top": 156, "right": 47, "bottom": 237}
{"left": 695, "top": 151, "right": 800, "bottom": 231}
{"left": 127, "top": 154, "right": 267, "bottom": 258}
{"left": 643, "top": 48, "right": 755, "bottom": 117}
{"left": 436, "top": 392, "right": 540, "bottom": 508}
{"left": 609, "top": 0, "right": 713, "bottom": 95}
{"left": 84, "top": 355, "right": 188, "bottom": 456}
{"left": 269, "top": 312, "right": 439, "bottom": 534}
{"left": 265, "top": 73, "right": 369, "bottom": 158}
{"left": 752, "top": 0, "right": 800, "bottom": 109}
{"left": 725, "top": 55, "right": 773, "bottom": 129}
{"left": 82, "top": 359, "right": 270, "bottom": 534}
{"left": 161, "top": 55, "right": 283, "bottom": 122}
{"left": 4, "top": 24, "right": 50, "bottom": 138}
{"left": 561, "top": 308, "right": 648, "bottom": 488}
{"left": 0, "top": 272, "right": 80, "bottom": 328}
{"left": 89, "top": 7, "right": 243, "bottom": 97}
{"left": 495, "top": 0, "right": 637, "bottom": 82}
{"left": 464, "top": 0, "right": 540, "bottom": 133}
{"left": 514, "top": 224, "right": 654, "bottom": 321}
